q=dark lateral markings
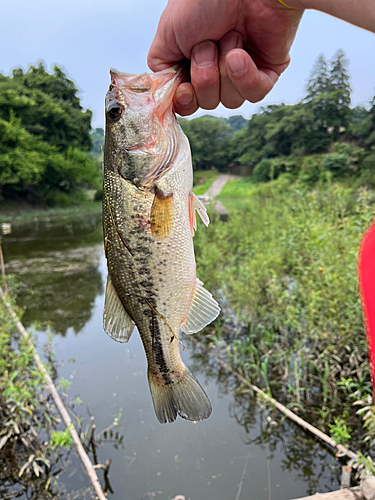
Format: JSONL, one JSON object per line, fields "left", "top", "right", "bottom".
{"left": 151, "top": 310, "right": 173, "bottom": 385}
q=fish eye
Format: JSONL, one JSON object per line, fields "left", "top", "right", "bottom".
{"left": 107, "top": 102, "right": 123, "bottom": 121}
{"left": 128, "top": 74, "right": 152, "bottom": 93}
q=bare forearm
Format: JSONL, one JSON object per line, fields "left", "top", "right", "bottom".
{"left": 291, "top": 0, "right": 375, "bottom": 33}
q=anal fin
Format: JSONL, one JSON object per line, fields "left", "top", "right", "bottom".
{"left": 103, "top": 276, "right": 135, "bottom": 343}
{"left": 180, "top": 278, "right": 220, "bottom": 334}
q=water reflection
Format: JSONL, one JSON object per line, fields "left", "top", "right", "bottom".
{"left": 2, "top": 209, "right": 342, "bottom": 499}
{"left": 3, "top": 211, "right": 104, "bottom": 335}
{"left": 187, "top": 338, "right": 341, "bottom": 495}
{"left": 2, "top": 211, "right": 103, "bottom": 260}
{"left": 230, "top": 397, "right": 339, "bottom": 496}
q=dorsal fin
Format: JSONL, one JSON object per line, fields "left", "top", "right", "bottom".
{"left": 103, "top": 276, "right": 135, "bottom": 343}
{"left": 180, "top": 279, "right": 220, "bottom": 334}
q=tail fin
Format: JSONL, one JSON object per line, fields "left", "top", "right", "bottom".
{"left": 148, "top": 367, "right": 212, "bottom": 424}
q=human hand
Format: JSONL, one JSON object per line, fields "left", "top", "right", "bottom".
{"left": 147, "top": 0, "right": 304, "bottom": 115}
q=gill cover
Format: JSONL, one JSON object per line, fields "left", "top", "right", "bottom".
{"left": 105, "top": 67, "right": 185, "bottom": 187}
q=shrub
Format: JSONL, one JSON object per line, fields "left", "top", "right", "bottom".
{"left": 299, "top": 156, "right": 321, "bottom": 185}
{"left": 322, "top": 153, "right": 350, "bottom": 176}
{"left": 353, "top": 153, "right": 375, "bottom": 188}
{"left": 253, "top": 159, "right": 274, "bottom": 183}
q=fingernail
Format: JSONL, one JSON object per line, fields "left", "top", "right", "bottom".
{"left": 192, "top": 41, "right": 216, "bottom": 67}
{"left": 176, "top": 90, "right": 194, "bottom": 106}
{"left": 227, "top": 52, "right": 246, "bottom": 75}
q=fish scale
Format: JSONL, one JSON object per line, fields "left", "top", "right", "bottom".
{"left": 102, "top": 66, "right": 220, "bottom": 423}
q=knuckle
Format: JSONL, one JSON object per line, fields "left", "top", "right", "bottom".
{"left": 222, "top": 97, "right": 244, "bottom": 109}
{"left": 194, "top": 73, "right": 219, "bottom": 90}
{"left": 199, "top": 100, "right": 219, "bottom": 110}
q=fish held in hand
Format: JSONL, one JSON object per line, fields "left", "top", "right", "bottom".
{"left": 102, "top": 66, "right": 220, "bottom": 423}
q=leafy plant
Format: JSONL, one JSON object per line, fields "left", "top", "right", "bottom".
{"left": 194, "top": 178, "right": 375, "bottom": 446}
{"left": 50, "top": 425, "right": 74, "bottom": 449}
{"left": 328, "top": 417, "right": 351, "bottom": 444}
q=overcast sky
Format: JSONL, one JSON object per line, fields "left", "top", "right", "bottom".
{"left": 1, "top": 0, "right": 374, "bottom": 128}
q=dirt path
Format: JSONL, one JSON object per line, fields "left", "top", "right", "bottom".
{"left": 201, "top": 173, "right": 240, "bottom": 218}
{"left": 203, "top": 174, "right": 240, "bottom": 199}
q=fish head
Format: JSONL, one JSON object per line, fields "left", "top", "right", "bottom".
{"left": 104, "top": 66, "right": 185, "bottom": 187}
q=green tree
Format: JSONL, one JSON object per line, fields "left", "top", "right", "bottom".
{"left": 304, "top": 54, "right": 329, "bottom": 102}
{"left": 253, "top": 159, "right": 274, "bottom": 182}
{"left": 303, "top": 50, "right": 352, "bottom": 138}
{"left": 0, "top": 64, "right": 100, "bottom": 204}
{"left": 326, "top": 49, "right": 352, "bottom": 134}
{"left": 179, "top": 116, "right": 232, "bottom": 170}
{"left": 365, "top": 97, "right": 375, "bottom": 150}
{"left": 91, "top": 127, "right": 105, "bottom": 158}
{"left": 225, "top": 115, "right": 248, "bottom": 132}
{"left": 0, "top": 63, "right": 92, "bottom": 152}
{"left": 322, "top": 153, "right": 350, "bottom": 176}
{"left": 232, "top": 103, "right": 329, "bottom": 166}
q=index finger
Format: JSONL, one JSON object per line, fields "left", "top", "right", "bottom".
{"left": 147, "top": 13, "right": 187, "bottom": 72}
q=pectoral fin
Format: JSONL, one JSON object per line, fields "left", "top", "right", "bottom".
{"left": 181, "top": 279, "right": 220, "bottom": 334}
{"left": 151, "top": 187, "right": 173, "bottom": 239}
{"left": 189, "top": 193, "right": 210, "bottom": 236}
{"left": 103, "top": 276, "right": 135, "bottom": 343}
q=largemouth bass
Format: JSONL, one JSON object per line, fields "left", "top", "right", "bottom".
{"left": 102, "top": 66, "right": 220, "bottom": 423}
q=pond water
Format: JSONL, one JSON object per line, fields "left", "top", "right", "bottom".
{"left": 2, "top": 208, "right": 341, "bottom": 500}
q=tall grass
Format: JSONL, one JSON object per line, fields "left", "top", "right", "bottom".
{"left": 194, "top": 176, "right": 375, "bottom": 439}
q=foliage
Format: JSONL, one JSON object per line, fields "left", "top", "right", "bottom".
{"left": 194, "top": 181, "right": 375, "bottom": 442}
{"left": 231, "top": 102, "right": 330, "bottom": 168}
{"left": 50, "top": 425, "right": 74, "bottom": 449}
{"left": 322, "top": 152, "right": 350, "bottom": 176}
{"left": 298, "top": 156, "right": 322, "bottom": 185}
{"left": 182, "top": 48, "right": 375, "bottom": 187}
{"left": 352, "top": 153, "right": 375, "bottom": 189}
{"left": 90, "top": 127, "right": 104, "bottom": 159}
{"left": 351, "top": 452, "right": 375, "bottom": 478}
{"left": 328, "top": 416, "right": 351, "bottom": 445}
{"left": 0, "top": 63, "right": 92, "bottom": 151}
{"left": 304, "top": 54, "right": 329, "bottom": 102}
{"left": 225, "top": 114, "right": 248, "bottom": 132}
{"left": 253, "top": 159, "right": 275, "bottom": 182}
{"left": 0, "top": 294, "right": 63, "bottom": 490}
{"left": 0, "top": 63, "right": 101, "bottom": 205}
{"left": 0, "top": 286, "right": 124, "bottom": 497}
{"left": 304, "top": 50, "right": 352, "bottom": 138}
{"left": 179, "top": 116, "right": 232, "bottom": 170}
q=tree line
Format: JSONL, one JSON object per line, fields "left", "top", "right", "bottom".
{"left": 180, "top": 50, "right": 375, "bottom": 188}
{"left": 1, "top": 51, "right": 374, "bottom": 206}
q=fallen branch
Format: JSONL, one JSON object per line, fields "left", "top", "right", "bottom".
{"left": 0, "top": 285, "right": 107, "bottom": 500}
{"left": 190, "top": 336, "right": 359, "bottom": 462}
